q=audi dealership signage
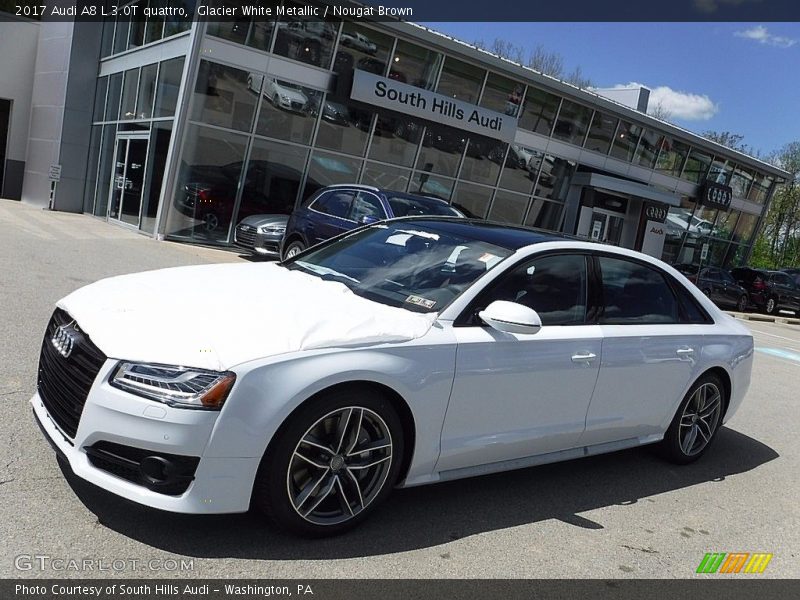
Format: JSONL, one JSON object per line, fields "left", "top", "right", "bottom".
{"left": 350, "top": 69, "right": 518, "bottom": 143}
{"left": 700, "top": 180, "right": 733, "bottom": 211}
{"left": 644, "top": 204, "right": 668, "bottom": 223}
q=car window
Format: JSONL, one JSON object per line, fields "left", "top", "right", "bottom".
{"left": 599, "top": 256, "right": 679, "bottom": 324}
{"left": 775, "top": 273, "right": 794, "bottom": 286}
{"left": 700, "top": 268, "right": 718, "bottom": 281}
{"left": 387, "top": 195, "right": 462, "bottom": 217}
{"left": 312, "top": 190, "right": 355, "bottom": 219}
{"left": 349, "top": 192, "right": 386, "bottom": 222}
{"left": 719, "top": 270, "right": 736, "bottom": 284}
{"left": 483, "top": 254, "right": 587, "bottom": 325}
{"left": 668, "top": 276, "right": 714, "bottom": 324}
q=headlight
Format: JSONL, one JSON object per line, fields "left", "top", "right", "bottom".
{"left": 280, "top": 94, "right": 290, "bottom": 101}
{"left": 110, "top": 362, "right": 236, "bottom": 410}
{"left": 258, "top": 224, "right": 286, "bottom": 234}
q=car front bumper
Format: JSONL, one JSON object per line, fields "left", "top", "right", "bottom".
{"left": 31, "top": 360, "right": 259, "bottom": 514}
{"left": 233, "top": 226, "right": 284, "bottom": 257}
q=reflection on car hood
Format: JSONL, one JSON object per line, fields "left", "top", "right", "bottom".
{"left": 238, "top": 214, "right": 290, "bottom": 227}
{"left": 57, "top": 263, "right": 436, "bottom": 371}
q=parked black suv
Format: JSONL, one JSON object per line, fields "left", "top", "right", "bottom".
{"left": 280, "top": 184, "right": 463, "bottom": 259}
{"left": 673, "top": 264, "right": 749, "bottom": 311}
{"left": 731, "top": 267, "right": 800, "bottom": 315}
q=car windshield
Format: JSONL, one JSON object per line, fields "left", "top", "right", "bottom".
{"left": 284, "top": 222, "right": 513, "bottom": 313}
{"left": 387, "top": 195, "right": 463, "bottom": 217}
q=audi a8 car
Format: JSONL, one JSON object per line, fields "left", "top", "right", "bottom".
{"left": 33, "top": 218, "right": 753, "bottom": 536}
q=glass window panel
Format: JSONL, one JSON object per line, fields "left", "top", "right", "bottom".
{"left": 708, "top": 158, "right": 733, "bottom": 185}
{"left": 552, "top": 100, "right": 591, "bottom": 146}
{"left": 748, "top": 174, "right": 773, "bottom": 204}
{"left": 192, "top": 61, "right": 257, "bottom": 132}
{"left": 94, "top": 125, "right": 115, "bottom": 217}
{"left": 609, "top": 120, "right": 641, "bottom": 163}
{"left": 662, "top": 197, "right": 696, "bottom": 265}
{"left": 167, "top": 124, "right": 249, "bottom": 243}
{"left": 732, "top": 212, "right": 759, "bottom": 244}
{"left": 135, "top": 64, "right": 158, "bottom": 120}
{"left": 238, "top": 139, "right": 308, "bottom": 219}
{"left": 273, "top": 1, "right": 337, "bottom": 69}
{"left": 534, "top": 156, "right": 576, "bottom": 202}
{"left": 634, "top": 128, "right": 661, "bottom": 169}
{"left": 314, "top": 92, "right": 370, "bottom": 156}
{"left": 93, "top": 76, "right": 108, "bottom": 123}
{"left": 129, "top": 11, "right": 146, "bottom": 49}
{"left": 499, "top": 144, "right": 541, "bottom": 194}
{"left": 585, "top": 111, "right": 617, "bottom": 154}
{"left": 415, "top": 123, "right": 466, "bottom": 178}
{"left": 140, "top": 121, "right": 173, "bottom": 234}
{"left": 104, "top": 71, "right": 122, "bottom": 121}
{"left": 164, "top": 1, "right": 193, "bottom": 37}
{"left": 120, "top": 68, "right": 139, "bottom": 120}
{"left": 113, "top": 17, "right": 130, "bottom": 54}
{"left": 82, "top": 125, "right": 103, "bottom": 213}
{"left": 713, "top": 209, "right": 738, "bottom": 241}
{"left": 519, "top": 88, "right": 560, "bottom": 136}
{"left": 369, "top": 113, "right": 423, "bottom": 167}
{"left": 154, "top": 57, "right": 184, "bottom": 118}
{"left": 488, "top": 190, "right": 529, "bottom": 224}
{"left": 389, "top": 39, "right": 442, "bottom": 91}
{"left": 654, "top": 137, "right": 689, "bottom": 178}
{"left": 338, "top": 23, "right": 391, "bottom": 73}
{"left": 723, "top": 243, "right": 748, "bottom": 268}
{"left": 350, "top": 191, "right": 388, "bottom": 222}
{"left": 144, "top": 0, "right": 165, "bottom": 44}
{"left": 254, "top": 75, "right": 322, "bottom": 144}
{"left": 101, "top": 17, "right": 115, "bottom": 57}
{"left": 247, "top": 17, "right": 277, "bottom": 52}
{"left": 730, "top": 166, "right": 755, "bottom": 198}
{"left": 682, "top": 148, "right": 713, "bottom": 183}
{"left": 303, "top": 151, "right": 362, "bottom": 200}
{"left": 598, "top": 256, "right": 679, "bottom": 324}
{"left": 437, "top": 57, "right": 484, "bottom": 104}
{"left": 206, "top": 17, "right": 252, "bottom": 45}
{"left": 460, "top": 135, "right": 505, "bottom": 186}
{"left": 479, "top": 72, "right": 524, "bottom": 118}
{"left": 524, "top": 198, "right": 563, "bottom": 230}
{"left": 451, "top": 182, "right": 493, "bottom": 219}
{"left": 361, "top": 163, "right": 411, "bottom": 192}
{"left": 409, "top": 172, "right": 454, "bottom": 201}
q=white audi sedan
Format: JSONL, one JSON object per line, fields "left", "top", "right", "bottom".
{"left": 32, "top": 218, "right": 753, "bottom": 536}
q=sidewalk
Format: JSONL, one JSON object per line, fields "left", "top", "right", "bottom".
{"left": 724, "top": 310, "right": 800, "bottom": 326}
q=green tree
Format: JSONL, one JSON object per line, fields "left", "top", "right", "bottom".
{"left": 757, "top": 142, "right": 800, "bottom": 268}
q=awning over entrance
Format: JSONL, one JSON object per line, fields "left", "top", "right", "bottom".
{"left": 572, "top": 172, "right": 682, "bottom": 207}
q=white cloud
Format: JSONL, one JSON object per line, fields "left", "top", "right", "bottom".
{"left": 734, "top": 25, "right": 797, "bottom": 48}
{"left": 604, "top": 83, "right": 719, "bottom": 121}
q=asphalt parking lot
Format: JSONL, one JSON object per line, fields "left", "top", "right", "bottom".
{"left": 1, "top": 199, "right": 798, "bottom": 579}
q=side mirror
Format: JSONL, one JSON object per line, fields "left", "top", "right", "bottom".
{"left": 478, "top": 300, "right": 542, "bottom": 335}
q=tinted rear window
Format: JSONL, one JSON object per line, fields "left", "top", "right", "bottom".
{"left": 387, "top": 195, "right": 461, "bottom": 217}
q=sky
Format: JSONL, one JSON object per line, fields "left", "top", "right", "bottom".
{"left": 423, "top": 22, "right": 800, "bottom": 157}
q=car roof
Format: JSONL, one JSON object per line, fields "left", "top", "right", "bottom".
{"left": 382, "top": 217, "right": 569, "bottom": 250}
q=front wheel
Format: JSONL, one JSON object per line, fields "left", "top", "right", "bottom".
{"left": 658, "top": 373, "right": 725, "bottom": 464}
{"left": 252, "top": 387, "right": 404, "bottom": 536}
{"left": 765, "top": 297, "right": 777, "bottom": 315}
{"left": 282, "top": 240, "right": 305, "bottom": 260}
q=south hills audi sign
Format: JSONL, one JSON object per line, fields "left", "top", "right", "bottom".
{"left": 350, "top": 70, "right": 518, "bottom": 143}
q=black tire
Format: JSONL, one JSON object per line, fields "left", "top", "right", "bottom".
{"left": 203, "top": 211, "right": 220, "bottom": 232}
{"left": 737, "top": 294, "right": 748, "bottom": 313}
{"left": 282, "top": 239, "right": 305, "bottom": 260}
{"left": 252, "top": 386, "right": 404, "bottom": 537}
{"left": 658, "top": 373, "right": 726, "bottom": 465}
{"left": 764, "top": 296, "right": 777, "bottom": 315}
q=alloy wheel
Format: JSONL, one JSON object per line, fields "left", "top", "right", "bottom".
{"left": 679, "top": 383, "right": 722, "bottom": 456}
{"left": 285, "top": 245, "right": 302, "bottom": 258}
{"left": 737, "top": 295, "right": 748, "bottom": 312}
{"left": 766, "top": 298, "right": 776, "bottom": 314}
{"left": 286, "top": 407, "right": 393, "bottom": 526}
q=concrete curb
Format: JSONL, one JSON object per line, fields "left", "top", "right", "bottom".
{"left": 725, "top": 311, "right": 800, "bottom": 325}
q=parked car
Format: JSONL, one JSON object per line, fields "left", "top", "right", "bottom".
{"left": 781, "top": 267, "right": 800, "bottom": 286}
{"left": 672, "top": 265, "right": 749, "bottom": 312}
{"left": 281, "top": 184, "right": 464, "bottom": 259}
{"left": 33, "top": 218, "right": 753, "bottom": 536}
{"left": 339, "top": 30, "right": 377, "bottom": 54}
{"left": 731, "top": 267, "right": 800, "bottom": 315}
{"left": 234, "top": 214, "right": 289, "bottom": 258}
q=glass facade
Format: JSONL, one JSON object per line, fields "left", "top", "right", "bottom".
{"left": 80, "top": 10, "right": 779, "bottom": 274}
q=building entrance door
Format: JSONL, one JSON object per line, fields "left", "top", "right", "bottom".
{"left": 588, "top": 210, "right": 624, "bottom": 245}
{"left": 108, "top": 134, "right": 149, "bottom": 228}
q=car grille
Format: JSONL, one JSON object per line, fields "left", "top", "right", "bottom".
{"left": 291, "top": 101, "right": 304, "bottom": 111}
{"left": 235, "top": 224, "right": 256, "bottom": 248}
{"left": 37, "top": 308, "right": 106, "bottom": 440}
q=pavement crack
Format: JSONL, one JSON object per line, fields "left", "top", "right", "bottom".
{"left": 621, "top": 544, "right": 659, "bottom": 554}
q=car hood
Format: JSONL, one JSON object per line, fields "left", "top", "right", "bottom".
{"left": 238, "top": 214, "right": 289, "bottom": 228}
{"left": 57, "top": 263, "right": 436, "bottom": 371}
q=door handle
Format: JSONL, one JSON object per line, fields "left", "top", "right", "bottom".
{"left": 676, "top": 347, "right": 695, "bottom": 356}
{"left": 571, "top": 352, "right": 597, "bottom": 363}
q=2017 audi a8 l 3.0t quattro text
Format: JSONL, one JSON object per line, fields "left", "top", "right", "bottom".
{"left": 33, "top": 218, "right": 753, "bottom": 536}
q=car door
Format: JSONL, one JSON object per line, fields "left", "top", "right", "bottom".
{"left": 773, "top": 273, "right": 800, "bottom": 311}
{"left": 581, "top": 254, "right": 702, "bottom": 446}
{"left": 308, "top": 189, "right": 356, "bottom": 243}
{"left": 436, "top": 253, "right": 603, "bottom": 472}
{"left": 718, "top": 269, "right": 741, "bottom": 307}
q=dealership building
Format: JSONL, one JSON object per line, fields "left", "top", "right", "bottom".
{"left": 0, "top": 1, "right": 790, "bottom": 269}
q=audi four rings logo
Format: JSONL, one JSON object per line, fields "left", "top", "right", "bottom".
{"left": 51, "top": 325, "right": 76, "bottom": 359}
{"left": 646, "top": 206, "right": 668, "bottom": 222}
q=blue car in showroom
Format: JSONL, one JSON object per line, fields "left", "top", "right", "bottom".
{"left": 280, "top": 184, "right": 464, "bottom": 259}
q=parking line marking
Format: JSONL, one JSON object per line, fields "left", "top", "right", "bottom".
{"left": 745, "top": 326, "right": 800, "bottom": 344}
{"left": 756, "top": 347, "right": 800, "bottom": 364}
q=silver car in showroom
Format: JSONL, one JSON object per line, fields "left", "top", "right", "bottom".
{"left": 233, "top": 214, "right": 288, "bottom": 258}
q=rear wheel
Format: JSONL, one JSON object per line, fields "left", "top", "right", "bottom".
{"left": 252, "top": 387, "right": 404, "bottom": 537}
{"left": 765, "top": 296, "right": 777, "bottom": 315}
{"left": 283, "top": 240, "right": 305, "bottom": 260}
{"left": 737, "top": 294, "right": 748, "bottom": 312}
{"left": 658, "top": 373, "right": 725, "bottom": 464}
